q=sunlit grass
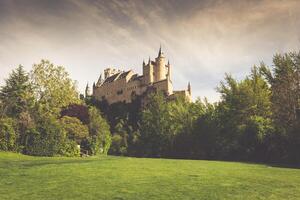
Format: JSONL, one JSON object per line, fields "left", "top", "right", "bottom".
{"left": 0, "top": 152, "right": 299, "bottom": 200}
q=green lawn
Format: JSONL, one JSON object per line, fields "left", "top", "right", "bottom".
{"left": 0, "top": 152, "right": 299, "bottom": 200}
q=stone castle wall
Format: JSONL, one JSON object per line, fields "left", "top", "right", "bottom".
{"left": 90, "top": 48, "right": 191, "bottom": 104}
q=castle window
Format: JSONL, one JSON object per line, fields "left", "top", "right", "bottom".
{"left": 117, "top": 89, "right": 123, "bottom": 95}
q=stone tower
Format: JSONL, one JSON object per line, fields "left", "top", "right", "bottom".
{"left": 154, "top": 46, "right": 166, "bottom": 82}
{"left": 167, "top": 60, "right": 171, "bottom": 81}
{"left": 143, "top": 58, "right": 153, "bottom": 85}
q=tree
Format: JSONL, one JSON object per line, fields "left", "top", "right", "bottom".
{"left": 109, "top": 119, "right": 129, "bottom": 155}
{"left": 60, "top": 116, "right": 89, "bottom": 143}
{"left": 0, "top": 65, "right": 34, "bottom": 118}
{"left": 61, "top": 104, "right": 90, "bottom": 124}
{"left": 216, "top": 66, "right": 272, "bottom": 160}
{"left": 87, "top": 107, "right": 111, "bottom": 155}
{"left": 24, "top": 114, "right": 64, "bottom": 156}
{"left": 0, "top": 66, "right": 35, "bottom": 148}
{"left": 24, "top": 114, "right": 80, "bottom": 157}
{"left": 140, "top": 93, "right": 173, "bottom": 157}
{"left": 260, "top": 52, "right": 300, "bottom": 131}
{"left": 260, "top": 52, "right": 300, "bottom": 163}
{"left": 187, "top": 100, "right": 220, "bottom": 159}
{"left": 110, "top": 135, "right": 125, "bottom": 155}
{"left": 167, "top": 97, "right": 205, "bottom": 158}
{"left": 31, "top": 60, "right": 80, "bottom": 116}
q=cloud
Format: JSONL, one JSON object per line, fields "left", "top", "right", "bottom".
{"left": 0, "top": 0, "right": 299, "bottom": 102}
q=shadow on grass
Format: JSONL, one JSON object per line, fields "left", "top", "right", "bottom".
{"left": 18, "top": 155, "right": 124, "bottom": 168}
{"left": 265, "top": 163, "right": 300, "bottom": 169}
{"left": 20, "top": 159, "right": 98, "bottom": 168}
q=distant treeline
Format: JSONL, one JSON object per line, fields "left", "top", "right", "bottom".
{"left": 0, "top": 52, "right": 299, "bottom": 165}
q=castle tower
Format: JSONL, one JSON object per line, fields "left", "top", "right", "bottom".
{"left": 143, "top": 57, "right": 153, "bottom": 85}
{"left": 96, "top": 74, "right": 103, "bottom": 86}
{"left": 154, "top": 46, "right": 166, "bottom": 82}
{"left": 167, "top": 60, "right": 171, "bottom": 81}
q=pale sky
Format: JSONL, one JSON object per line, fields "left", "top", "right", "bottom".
{"left": 0, "top": 0, "right": 300, "bottom": 102}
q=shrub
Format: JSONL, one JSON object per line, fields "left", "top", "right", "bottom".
{"left": 0, "top": 117, "right": 17, "bottom": 151}
{"left": 87, "top": 107, "right": 111, "bottom": 155}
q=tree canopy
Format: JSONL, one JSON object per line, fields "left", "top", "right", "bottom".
{"left": 0, "top": 52, "right": 299, "bottom": 165}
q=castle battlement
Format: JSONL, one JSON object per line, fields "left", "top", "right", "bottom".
{"left": 88, "top": 47, "right": 191, "bottom": 104}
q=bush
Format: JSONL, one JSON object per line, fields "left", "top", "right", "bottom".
{"left": 87, "top": 107, "right": 111, "bottom": 155}
{"left": 59, "top": 140, "right": 80, "bottom": 157}
{"left": 24, "top": 115, "right": 80, "bottom": 156}
{"left": 0, "top": 118, "right": 17, "bottom": 151}
{"left": 60, "top": 116, "right": 89, "bottom": 143}
{"left": 109, "top": 134, "right": 127, "bottom": 156}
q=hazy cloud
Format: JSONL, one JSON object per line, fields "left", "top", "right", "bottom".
{"left": 0, "top": 0, "right": 299, "bottom": 101}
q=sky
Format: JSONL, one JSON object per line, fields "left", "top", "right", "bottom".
{"left": 0, "top": 0, "right": 300, "bottom": 102}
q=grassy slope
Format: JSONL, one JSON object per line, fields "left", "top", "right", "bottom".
{"left": 0, "top": 152, "right": 299, "bottom": 200}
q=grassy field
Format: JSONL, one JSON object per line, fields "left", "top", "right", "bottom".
{"left": 0, "top": 152, "right": 299, "bottom": 200}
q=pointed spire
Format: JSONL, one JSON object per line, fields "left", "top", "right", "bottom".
{"left": 158, "top": 44, "right": 162, "bottom": 57}
{"left": 188, "top": 82, "right": 191, "bottom": 95}
{"left": 148, "top": 57, "right": 151, "bottom": 64}
{"left": 143, "top": 59, "right": 145, "bottom": 66}
{"left": 167, "top": 61, "right": 171, "bottom": 80}
{"left": 97, "top": 74, "right": 103, "bottom": 86}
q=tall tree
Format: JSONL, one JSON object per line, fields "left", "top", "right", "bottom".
{"left": 0, "top": 65, "right": 34, "bottom": 118}
{"left": 31, "top": 60, "right": 80, "bottom": 116}
{"left": 140, "top": 93, "right": 173, "bottom": 157}
{"left": 260, "top": 52, "right": 300, "bottom": 163}
{"left": 260, "top": 52, "right": 300, "bottom": 131}
{"left": 216, "top": 67, "right": 272, "bottom": 160}
{"left": 0, "top": 66, "right": 35, "bottom": 147}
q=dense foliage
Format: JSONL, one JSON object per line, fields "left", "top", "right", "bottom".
{"left": 0, "top": 62, "right": 111, "bottom": 156}
{"left": 1, "top": 52, "right": 299, "bottom": 165}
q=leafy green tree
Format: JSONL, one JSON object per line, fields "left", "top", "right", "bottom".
{"left": 140, "top": 93, "right": 173, "bottom": 157}
{"left": 186, "top": 100, "right": 220, "bottom": 159}
{"left": 23, "top": 115, "right": 80, "bottom": 157}
{"left": 31, "top": 60, "right": 80, "bottom": 116}
{"left": 216, "top": 66, "right": 272, "bottom": 160}
{"left": 60, "top": 116, "right": 89, "bottom": 143}
{"left": 260, "top": 52, "right": 300, "bottom": 163}
{"left": 260, "top": 52, "right": 300, "bottom": 131}
{"left": 87, "top": 107, "right": 111, "bottom": 155}
{"left": 24, "top": 114, "right": 66, "bottom": 156}
{"left": 167, "top": 97, "right": 205, "bottom": 157}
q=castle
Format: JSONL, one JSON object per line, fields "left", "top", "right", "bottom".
{"left": 87, "top": 47, "right": 191, "bottom": 104}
